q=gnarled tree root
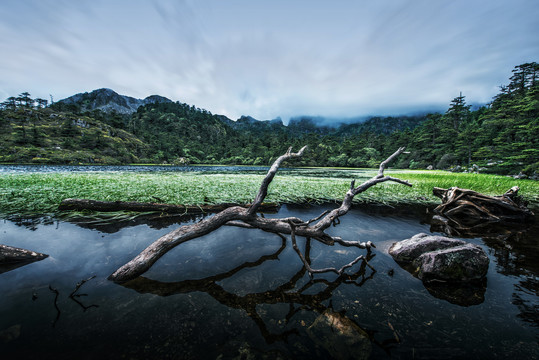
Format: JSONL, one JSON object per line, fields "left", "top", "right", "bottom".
{"left": 433, "top": 186, "right": 534, "bottom": 224}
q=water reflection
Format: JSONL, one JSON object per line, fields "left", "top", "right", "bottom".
{"left": 430, "top": 211, "right": 538, "bottom": 326}
{"left": 122, "top": 236, "right": 395, "bottom": 355}
{"left": 0, "top": 205, "right": 537, "bottom": 358}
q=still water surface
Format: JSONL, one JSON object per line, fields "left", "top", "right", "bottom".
{"left": 0, "top": 164, "right": 273, "bottom": 174}
{"left": 0, "top": 205, "right": 537, "bottom": 359}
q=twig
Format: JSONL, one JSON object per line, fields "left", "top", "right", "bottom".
{"left": 69, "top": 275, "right": 99, "bottom": 311}
{"left": 49, "top": 285, "right": 61, "bottom": 327}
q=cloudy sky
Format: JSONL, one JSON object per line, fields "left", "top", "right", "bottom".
{"left": 1, "top": 0, "right": 538, "bottom": 122}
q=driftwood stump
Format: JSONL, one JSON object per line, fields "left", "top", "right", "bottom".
{"left": 433, "top": 186, "right": 534, "bottom": 223}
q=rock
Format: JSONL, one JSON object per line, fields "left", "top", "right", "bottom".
{"left": 388, "top": 233, "right": 466, "bottom": 264}
{"left": 307, "top": 310, "right": 371, "bottom": 360}
{"left": 388, "top": 233, "right": 489, "bottom": 283}
{"left": 414, "top": 244, "right": 489, "bottom": 282}
{"left": 389, "top": 233, "right": 490, "bottom": 305}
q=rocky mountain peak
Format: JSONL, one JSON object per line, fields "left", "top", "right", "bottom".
{"left": 58, "top": 88, "right": 172, "bottom": 114}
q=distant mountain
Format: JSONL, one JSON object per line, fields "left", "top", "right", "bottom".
{"left": 54, "top": 88, "right": 426, "bottom": 136}
{"left": 227, "top": 115, "right": 284, "bottom": 130}
{"left": 334, "top": 115, "right": 427, "bottom": 136}
{"left": 56, "top": 88, "right": 172, "bottom": 114}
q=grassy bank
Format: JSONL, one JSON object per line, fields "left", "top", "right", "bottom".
{"left": 0, "top": 169, "right": 537, "bottom": 216}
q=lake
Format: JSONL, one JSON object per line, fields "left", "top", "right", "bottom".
{"left": 0, "top": 164, "right": 376, "bottom": 179}
{"left": 0, "top": 164, "right": 274, "bottom": 174}
{"left": 1, "top": 204, "right": 537, "bottom": 359}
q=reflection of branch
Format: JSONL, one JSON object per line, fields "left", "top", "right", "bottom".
{"left": 289, "top": 220, "right": 375, "bottom": 277}
{"left": 69, "top": 275, "right": 99, "bottom": 311}
{"left": 47, "top": 277, "right": 99, "bottom": 327}
{"left": 121, "top": 235, "right": 380, "bottom": 345}
{"left": 48, "top": 285, "right": 61, "bottom": 327}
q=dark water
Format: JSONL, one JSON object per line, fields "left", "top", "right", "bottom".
{"left": 0, "top": 205, "right": 537, "bottom": 359}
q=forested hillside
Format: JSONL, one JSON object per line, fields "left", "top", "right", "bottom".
{"left": 1, "top": 62, "right": 537, "bottom": 175}
{"left": 0, "top": 96, "right": 145, "bottom": 164}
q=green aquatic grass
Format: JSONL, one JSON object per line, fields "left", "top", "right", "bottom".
{"left": 0, "top": 169, "right": 537, "bottom": 216}
{"left": 385, "top": 170, "right": 539, "bottom": 207}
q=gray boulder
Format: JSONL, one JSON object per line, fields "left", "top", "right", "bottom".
{"left": 414, "top": 243, "right": 489, "bottom": 282}
{"left": 388, "top": 233, "right": 488, "bottom": 283}
{"left": 388, "top": 233, "right": 466, "bottom": 264}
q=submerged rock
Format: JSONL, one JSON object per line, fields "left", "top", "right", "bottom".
{"left": 0, "top": 324, "right": 21, "bottom": 343}
{"left": 307, "top": 310, "right": 371, "bottom": 360}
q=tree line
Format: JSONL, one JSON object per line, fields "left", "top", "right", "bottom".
{"left": 1, "top": 62, "right": 537, "bottom": 175}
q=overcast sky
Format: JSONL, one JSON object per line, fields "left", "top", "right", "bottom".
{"left": 1, "top": 0, "right": 538, "bottom": 122}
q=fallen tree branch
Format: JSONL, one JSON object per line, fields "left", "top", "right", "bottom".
{"left": 248, "top": 146, "right": 307, "bottom": 216}
{"left": 0, "top": 244, "right": 49, "bottom": 274}
{"left": 109, "top": 146, "right": 410, "bottom": 283}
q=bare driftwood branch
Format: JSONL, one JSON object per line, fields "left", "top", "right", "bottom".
{"left": 248, "top": 146, "right": 307, "bottom": 216}
{"left": 109, "top": 146, "right": 410, "bottom": 283}
{"left": 0, "top": 244, "right": 48, "bottom": 274}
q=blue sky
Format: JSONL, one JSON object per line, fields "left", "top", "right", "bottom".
{"left": 1, "top": 0, "right": 538, "bottom": 122}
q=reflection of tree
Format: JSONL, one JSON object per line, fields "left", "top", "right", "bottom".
{"left": 67, "top": 212, "right": 201, "bottom": 233}
{"left": 121, "top": 235, "right": 397, "bottom": 354}
{"left": 432, "top": 213, "right": 539, "bottom": 327}
{"left": 482, "top": 228, "right": 539, "bottom": 331}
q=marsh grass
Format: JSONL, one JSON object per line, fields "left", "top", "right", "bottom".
{"left": 0, "top": 169, "right": 537, "bottom": 216}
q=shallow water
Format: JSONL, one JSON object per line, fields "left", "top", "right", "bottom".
{"left": 0, "top": 204, "right": 537, "bottom": 359}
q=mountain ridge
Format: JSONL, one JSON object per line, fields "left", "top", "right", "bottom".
{"left": 6, "top": 60, "right": 535, "bottom": 173}
{"left": 57, "top": 88, "right": 172, "bottom": 114}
